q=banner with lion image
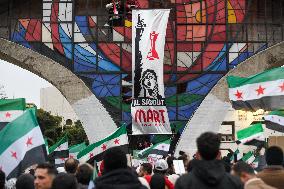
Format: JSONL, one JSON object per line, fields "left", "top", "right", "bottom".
{"left": 131, "top": 9, "right": 171, "bottom": 135}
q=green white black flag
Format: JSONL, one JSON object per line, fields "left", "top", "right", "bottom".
{"left": 0, "top": 109, "right": 46, "bottom": 179}
{"left": 227, "top": 67, "right": 284, "bottom": 111}
{"left": 77, "top": 126, "right": 128, "bottom": 163}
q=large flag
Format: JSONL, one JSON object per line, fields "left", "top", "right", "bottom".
{"left": 69, "top": 142, "right": 87, "bottom": 159}
{"left": 241, "top": 151, "right": 255, "bottom": 164}
{"left": 0, "top": 109, "right": 46, "bottom": 179}
{"left": 138, "top": 139, "right": 170, "bottom": 159}
{"left": 264, "top": 110, "right": 284, "bottom": 133}
{"left": 131, "top": 9, "right": 171, "bottom": 134}
{"left": 77, "top": 126, "right": 128, "bottom": 163}
{"left": 49, "top": 135, "right": 69, "bottom": 166}
{"left": 227, "top": 67, "right": 284, "bottom": 111}
{"left": 0, "top": 98, "right": 26, "bottom": 131}
{"left": 236, "top": 123, "right": 265, "bottom": 146}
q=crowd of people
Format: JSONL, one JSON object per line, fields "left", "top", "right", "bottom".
{"left": 1, "top": 132, "right": 284, "bottom": 189}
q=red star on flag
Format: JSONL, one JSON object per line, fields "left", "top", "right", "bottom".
{"left": 26, "top": 137, "right": 33, "bottom": 147}
{"left": 11, "top": 151, "right": 17, "bottom": 159}
{"left": 5, "top": 112, "right": 11, "bottom": 118}
{"left": 256, "top": 85, "right": 265, "bottom": 95}
{"left": 89, "top": 153, "right": 94, "bottom": 159}
{"left": 114, "top": 139, "right": 120, "bottom": 144}
{"left": 101, "top": 144, "right": 107, "bottom": 151}
{"left": 234, "top": 90, "right": 243, "bottom": 99}
{"left": 279, "top": 82, "right": 284, "bottom": 92}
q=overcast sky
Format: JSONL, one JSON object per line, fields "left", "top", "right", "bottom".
{"left": 0, "top": 60, "right": 52, "bottom": 107}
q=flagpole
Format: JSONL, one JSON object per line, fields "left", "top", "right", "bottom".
{"left": 127, "top": 125, "right": 134, "bottom": 167}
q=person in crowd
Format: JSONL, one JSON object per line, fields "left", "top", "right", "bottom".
{"left": 51, "top": 173, "right": 77, "bottom": 189}
{"left": 76, "top": 163, "right": 93, "bottom": 189}
{"left": 166, "top": 156, "right": 179, "bottom": 185}
{"left": 232, "top": 162, "right": 275, "bottom": 189}
{"left": 138, "top": 163, "right": 152, "bottom": 178}
{"left": 0, "top": 170, "right": 5, "bottom": 189}
{"left": 34, "top": 162, "right": 57, "bottom": 189}
{"left": 175, "top": 132, "right": 243, "bottom": 189}
{"left": 94, "top": 147, "right": 146, "bottom": 189}
{"left": 16, "top": 174, "right": 34, "bottom": 189}
{"left": 177, "top": 154, "right": 189, "bottom": 172}
{"left": 149, "top": 174, "right": 165, "bottom": 189}
{"left": 152, "top": 159, "right": 174, "bottom": 189}
{"left": 64, "top": 158, "right": 79, "bottom": 174}
{"left": 138, "top": 163, "right": 152, "bottom": 189}
{"left": 257, "top": 146, "right": 284, "bottom": 189}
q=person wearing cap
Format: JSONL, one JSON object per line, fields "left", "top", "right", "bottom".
{"left": 175, "top": 132, "right": 243, "bottom": 189}
{"left": 143, "top": 159, "right": 174, "bottom": 189}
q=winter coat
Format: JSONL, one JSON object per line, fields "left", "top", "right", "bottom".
{"left": 175, "top": 159, "right": 243, "bottom": 189}
{"left": 94, "top": 168, "right": 147, "bottom": 189}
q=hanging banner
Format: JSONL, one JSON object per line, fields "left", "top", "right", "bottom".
{"left": 131, "top": 9, "right": 171, "bottom": 135}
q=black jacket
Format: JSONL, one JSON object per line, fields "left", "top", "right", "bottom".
{"left": 94, "top": 168, "right": 147, "bottom": 189}
{"left": 175, "top": 159, "right": 243, "bottom": 189}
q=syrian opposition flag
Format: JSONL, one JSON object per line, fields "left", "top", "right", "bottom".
{"left": 0, "top": 109, "right": 46, "bottom": 179}
{"left": 241, "top": 151, "right": 255, "bottom": 164}
{"left": 230, "top": 149, "right": 242, "bottom": 162}
{"left": 77, "top": 126, "right": 128, "bottom": 163}
{"left": 69, "top": 142, "right": 87, "bottom": 159}
{"left": 0, "top": 98, "right": 26, "bottom": 131}
{"left": 251, "top": 156, "right": 259, "bottom": 168}
{"left": 264, "top": 110, "right": 284, "bottom": 133}
{"left": 236, "top": 123, "right": 265, "bottom": 146}
{"left": 49, "top": 135, "right": 69, "bottom": 166}
{"left": 227, "top": 67, "right": 284, "bottom": 111}
{"left": 138, "top": 139, "right": 170, "bottom": 159}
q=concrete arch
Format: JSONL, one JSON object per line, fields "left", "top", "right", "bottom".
{"left": 0, "top": 38, "right": 117, "bottom": 143}
{"left": 176, "top": 41, "right": 284, "bottom": 156}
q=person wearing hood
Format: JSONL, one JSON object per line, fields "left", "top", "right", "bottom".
{"left": 175, "top": 132, "right": 243, "bottom": 189}
{"left": 94, "top": 147, "right": 147, "bottom": 189}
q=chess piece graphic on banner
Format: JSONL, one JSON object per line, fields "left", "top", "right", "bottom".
{"left": 147, "top": 31, "right": 159, "bottom": 60}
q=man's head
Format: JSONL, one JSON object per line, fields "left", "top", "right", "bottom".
{"left": 34, "top": 163, "right": 57, "bottom": 189}
{"left": 103, "top": 147, "right": 127, "bottom": 173}
{"left": 75, "top": 163, "right": 93, "bottom": 185}
{"left": 64, "top": 158, "right": 79, "bottom": 174}
{"left": 0, "top": 170, "right": 5, "bottom": 189}
{"left": 16, "top": 173, "right": 35, "bottom": 189}
{"left": 51, "top": 173, "right": 77, "bottom": 189}
{"left": 138, "top": 163, "right": 152, "bottom": 177}
{"left": 231, "top": 161, "right": 255, "bottom": 184}
{"left": 196, "top": 132, "right": 221, "bottom": 160}
{"left": 265, "top": 146, "right": 284, "bottom": 166}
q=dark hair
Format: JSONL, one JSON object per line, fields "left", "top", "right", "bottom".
{"left": 0, "top": 170, "right": 5, "bottom": 189}
{"left": 64, "top": 158, "right": 79, "bottom": 174}
{"left": 266, "top": 146, "right": 284, "bottom": 166}
{"left": 76, "top": 164, "right": 93, "bottom": 185}
{"left": 103, "top": 147, "right": 127, "bottom": 173}
{"left": 16, "top": 174, "right": 34, "bottom": 189}
{"left": 196, "top": 132, "right": 221, "bottom": 160}
{"left": 36, "top": 162, "right": 57, "bottom": 176}
{"left": 51, "top": 173, "right": 77, "bottom": 189}
{"left": 232, "top": 162, "right": 255, "bottom": 177}
{"left": 150, "top": 174, "right": 165, "bottom": 189}
{"left": 141, "top": 163, "right": 152, "bottom": 175}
